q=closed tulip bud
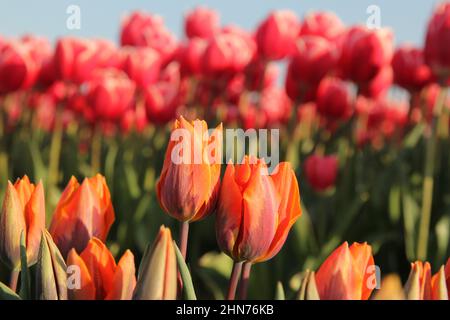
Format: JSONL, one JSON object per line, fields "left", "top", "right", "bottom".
{"left": 0, "top": 176, "right": 45, "bottom": 269}
{"left": 372, "top": 274, "right": 405, "bottom": 300}
{"left": 392, "top": 46, "right": 432, "bottom": 92}
{"left": 157, "top": 117, "right": 222, "bottom": 222}
{"left": 255, "top": 10, "right": 300, "bottom": 60}
{"left": 67, "top": 238, "right": 136, "bottom": 300}
{"left": 122, "top": 47, "right": 161, "bottom": 88}
{"left": 316, "top": 77, "right": 353, "bottom": 121}
{"left": 359, "top": 66, "right": 393, "bottom": 99}
{"left": 49, "top": 174, "right": 115, "bottom": 258}
{"left": 297, "top": 270, "right": 320, "bottom": 300}
{"left": 304, "top": 154, "right": 338, "bottom": 192}
{"left": 0, "top": 41, "right": 38, "bottom": 94}
{"left": 36, "top": 231, "right": 68, "bottom": 300}
{"left": 431, "top": 266, "right": 449, "bottom": 300}
{"left": 339, "top": 26, "right": 393, "bottom": 85}
{"left": 299, "top": 11, "right": 345, "bottom": 42}
{"left": 424, "top": 2, "right": 450, "bottom": 84}
{"left": 216, "top": 158, "right": 301, "bottom": 262}
{"left": 133, "top": 226, "right": 177, "bottom": 300}
{"left": 177, "top": 38, "right": 208, "bottom": 76}
{"left": 185, "top": 7, "right": 220, "bottom": 39}
{"left": 404, "top": 261, "right": 432, "bottom": 300}
{"left": 315, "top": 242, "right": 376, "bottom": 300}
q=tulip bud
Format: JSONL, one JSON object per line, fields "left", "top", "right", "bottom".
{"left": 431, "top": 266, "right": 449, "bottom": 300}
{"left": 299, "top": 11, "right": 345, "bottom": 42}
{"left": 372, "top": 274, "right": 405, "bottom": 300}
{"left": 392, "top": 46, "right": 432, "bottom": 92}
{"left": 36, "top": 231, "right": 67, "bottom": 300}
{"left": 122, "top": 47, "right": 161, "bottom": 89}
{"left": 216, "top": 158, "right": 301, "bottom": 263}
{"left": 184, "top": 7, "right": 220, "bottom": 39}
{"left": 297, "top": 270, "right": 320, "bottom": 300}
{"left": 50, "top": 174, "right": 115, "bottom": 258}
{"left": 304, "top": 154, "right": 338, "bottom": 192}
{"left": 67, "top": 238, "right": 136, "bottom": 300}
{"left": 133, "top": 226, "right": 177, "bottom": 300}
{"left": 315, "top": 242, "right": 376, "bottom": 300}
{"left": 316, "top": 77, "right": 353, "bottom": 121}
{"left": 157, "top": 117, "right": 222, "bottom": 222}
{"left": 404, "top": 261, "right": 432, "bottom": 300}
{"left": 0, "top": 177, "right": 45, "bottom": 269}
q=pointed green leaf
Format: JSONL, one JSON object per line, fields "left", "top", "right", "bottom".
{"left": 0, "top": 281, "right": 21, "bottom": 300}
{"left": 275, "top": 281, "right": 285, "bottom": 300}
{"left": 19, "top": 231, "right": 30, "bottom": 300}
{"left": 174, "top": 241, "right": 197, "bottom": 300}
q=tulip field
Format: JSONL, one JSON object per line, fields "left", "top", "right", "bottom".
{"left": 1, "top": 3, "right": 450, "bottom": 301}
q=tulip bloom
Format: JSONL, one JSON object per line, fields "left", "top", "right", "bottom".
{"left": 122, "top": 47, "right": 161, "bottom": 89}
{"left": 0, "top": 176, "right": 45, "bottom": 269}
{"left": 67, "top": 238, "right": 136, "bottom": 300}
{"left": 405, "top": 261, "right": 449, "bottom": 300}
{"left": 392, "top": 46, "right": 432, "bottom": 92}
{"left": 299, "top": 11, "right": 345, "bottom": 42}
{"left": 315, "top": 242, "right": 376, "bottom": 300}
{"left": 184, "top": 6, "right": 220, "bottom": 39}
{"left": 255, "top": 10, "right": 300, "bottom": 60}
{"left": 157, "top": 117, "right": 222, "bottom": 222}
{"left": 304, "top": 154, "right": 338, "bottom": 192}
{"left": 216, "top": 157, "right": 301, "bottom": 262}
{"left": 424, "top": 2, "right": 450, "bottom": 84}
{"left": 133, "top": 226, "right": 177, "bottom": 300}
{"left": 49, "top": 174, "right": 115, "bottom": 258}
{"left": 316, "top": 77, "right": 353, "bottom": 121}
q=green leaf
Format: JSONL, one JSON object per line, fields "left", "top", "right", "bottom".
{"left": 0, "top": 281, "right": 21, "bottom": 300}
{"left": 389, "top": 185, "right": 401, "bottom": 224}
{"left": 275, "top": 281, "right": 285, "bottom": 300}
{"left": 19, "top": 231, "right": 30, "bottom": 300}
{"left": 173, "top": 241, "right": 197, "bottom": 300}
{"left": 402, "top": 188, "right": 420, "bottom": 261}
{"left": 403, "top": 123, "right": 425, "bottom": 149}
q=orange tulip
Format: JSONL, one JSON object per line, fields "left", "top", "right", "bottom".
{"left": 67, "top": 238, "right": 136, "bottom": 300}
{"left": 0, "top": 176, "right": 45, "bottom": 269}
{"left": 157, "top": 117, "right": 222, "bottom": 222}
{"left": 405, "top": 260, "right": 449, "bottom": 300}
{"left": 315, "top": 242, "right": 376, "bottom": 300}
{"left": 49, "top": 174, "right": 115, "bottom": 258}
{"left": 216, "top": 157, "right": 301, "bottom": 262}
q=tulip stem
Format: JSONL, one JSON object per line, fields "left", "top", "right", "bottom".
{"left": 9, "top": 269, "right": 19, "bottom": 293}
{"left": 48, "top": 108, "right": 63, "bottom": 191}
{"left": 417, "top": 87, "right": 447, "bottom": 261}
{"left": 91, "top": 125, "right": 102, "bottom": 175}
{"left": 238, "top": 262, "right": 252, "bottom": 300}
{"left": 179, "top": 221, "right": 189, "bottom": 260}
{"left": 227, "top": 261, "right": 243, "bottom": 300}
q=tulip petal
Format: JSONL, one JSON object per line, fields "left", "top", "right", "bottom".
{"left": 105, "top": 250, "right": 136, "bottom": 300}
{"left": 349, "top": 242, "right": 375, "bottom": 300}
{"left": 431, "top": 266, "right": 448, "bottom": 300}
{"left": 67, "top": 249, "right": 96, "bottom": 300}
{"left": 24, "top": 181, "right": 46, "bottom": 265}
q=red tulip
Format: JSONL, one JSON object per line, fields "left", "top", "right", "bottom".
{"left": 316, "top": 77, "right": 353, "bottom": 121}
{"left": 244, "top": 60, "right": 279, "bottom": 91}
{"left": 216, "top": 157, "right": 301, "bottom": 262}
{"left": 258, "top": 86, "right": 292, "bottom": 127}
{"left": 185, "top": 6, "right": 220, "bottom": 39}
{"left": 339, "top": 26, "right": 393, "bottom": 85}
{"left": 424, "top": 2, "right": 450, "bottom": 84}
{"left": 316, "top": 242, "right": 376, "bottom": 300}
{"left": 255, "top": 10, "right": 300, "bottom": 60}
{"left": 177, "top": 37, "right": 208, "bottom": 76}
{"left": 49, "top": 174, "right": 115, "bottom": 258}
{"left": 392, "top": 46, "right": 432, "bottom": 92}
{"left": 157, "top": 117, "right": 222, "bottom": 222}
{"left": 0, "top": 40, "right": 38, "bottom": 94}
{"left": 285, "top": 36, "right": 338, "bottom": 102}
{"left": 122, "top": 47, "right": 161, "bottom": 88}
{"left": 299, "top": 11, "right": 345, "bottom": 42}
{"left": 304, "top": 154, "right": 338, "bottom": 192}
{"left": 120, "top": 12, "right": 178, "bottom": 65}
{"left": 86, "top": 69, "right": 136, "bottom": 122}
{"left": 67, "top": 238, "right": 136, "bottom": 300}
{"left": 0, "top": 176, "right": 45, "bottom": 268}
{"left": 359, "top": 65, "right": 393, "bottom": 99}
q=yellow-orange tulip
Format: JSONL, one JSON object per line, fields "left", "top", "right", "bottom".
{"left": 157, "top": 117, "right": 222, "bottom": 222}
{"left": 67, "top": 238, "right": 136, "bottom": 300}
{"left": 133, "top": 225, "right": 177, "bottom": 300}
{"left": 405, "top": 260, "right": 449, "bottom": 300}
{"left": 49, "top": 174, "right": 115, "bottom": 258}
{"left": 315, "top": 242, "right": 376, "bottom": 300}
{"left": 0, "top": 176, "right": 45, "bottom": 269}
{"left": 216, "top": 157, "right": 301, "bottom": 262}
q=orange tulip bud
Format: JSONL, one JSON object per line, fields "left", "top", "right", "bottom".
{"left": 216, "top": 157, "right": 301, "bottom": 262}
{"left": 157, "top": 117, "right": 222, "bottom": 222}
{"left": 315, "top": 242, "right": 376, "bottom": 300}
{"left": 431, "top": 266, "right": 449, "bottom": 300}
{"left": 404, "top": 261, "right": 432, "bottom": 300}
{"left": 67, "top": 238, "right": 136, "bottom": 300}
{"left": 49, "top": 174, "right": 115, "bottom": 258}
{"left": 133, "top": 226, "right": 177, "bottom": 300}
{"left": 0, "top": 176, "right": 45, "bottom": 269}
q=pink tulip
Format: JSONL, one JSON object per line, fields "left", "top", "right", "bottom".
{"left": 184, "top": 6, "right": 220, "bottom": 39}
{"left": 299, "top": 11, "right": 345, "bottom": 42}
{"left": 304, "top": 154, "right": 338, "bottom": 192}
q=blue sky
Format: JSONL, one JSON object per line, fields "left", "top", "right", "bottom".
{"left": 0, "top": 0, "right": 440, "bottom": 46}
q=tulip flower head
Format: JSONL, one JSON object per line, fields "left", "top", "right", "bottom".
{"left": 0, "top": 176, "right": 45, "bottom": 269}
{"left": 405, "top": 261, "right": 449, "bottom": 300}
{"left": 67, "top": 238, "right": 136, "bottom": 300}
{"left": 216, "top": 157, "right": 301, "bottom": 262}
{"left": 304, "top": 154, "right": 338, "bottom": 192}
{"left": 184, "top": 6, "right": 220, "bottom": 39}
{"left": 49, "top": 174, "right": 115, "bottom": 258}
{"left": 157, "top": 117, "right": 222, "bottom": 222}
{"left": 315, "top": 242, "right": 376, "bottom": 300}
